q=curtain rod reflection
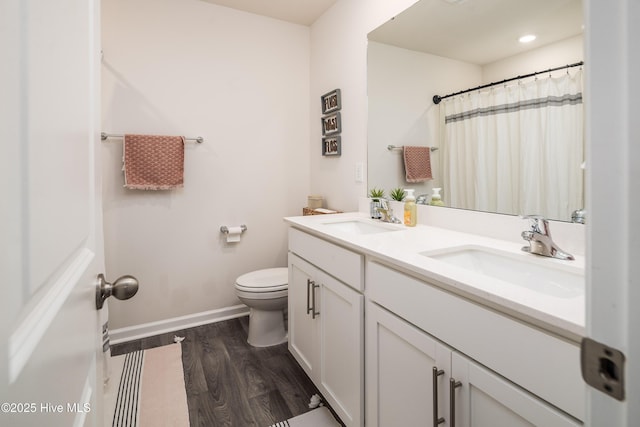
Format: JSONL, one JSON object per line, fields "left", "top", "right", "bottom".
{"left": 387, "top": 145, "right": 438, "bottom": 152}
{"left": 432, "top": 61, "right": 584, "bottom": 104}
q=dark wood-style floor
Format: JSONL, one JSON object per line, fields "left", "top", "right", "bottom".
{"left": 111, "top": 316, "right": 342, "bottom": 426}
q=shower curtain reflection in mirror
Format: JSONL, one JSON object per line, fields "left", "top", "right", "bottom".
{"left": 440, "top": 70, "right": 584, "bottom": 222}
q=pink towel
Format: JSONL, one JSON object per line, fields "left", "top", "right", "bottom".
{"left": 123, "top": 134, "right": 185, "bottom": 190}
{"left": 403, "top": 146, "right": 433, "bottom": 182}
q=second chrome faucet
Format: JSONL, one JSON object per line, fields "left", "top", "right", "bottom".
{"left": 521, "top": 215, "right": 574, "bottom": 261}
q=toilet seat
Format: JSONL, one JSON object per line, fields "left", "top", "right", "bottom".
{"left": 235, "top": 267, "right": 288, "bottom": 293}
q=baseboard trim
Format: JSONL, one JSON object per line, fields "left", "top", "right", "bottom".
{"left": 109, "top": 304, "right": 250, "bottom": 345}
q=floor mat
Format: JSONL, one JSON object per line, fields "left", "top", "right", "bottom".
{"left": 104, "top": 343, "right": 189, "bottom": 427}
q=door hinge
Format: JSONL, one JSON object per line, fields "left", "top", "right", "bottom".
{"left": 580, "top": 337, "right": 625, "bottom": 401}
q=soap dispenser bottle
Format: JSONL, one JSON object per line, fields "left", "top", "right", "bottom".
{"left": 430, "top": 188, "right": 444, "bottom": 206}
{"left": 404, "top": 189, "right": 417, "bottom": 227}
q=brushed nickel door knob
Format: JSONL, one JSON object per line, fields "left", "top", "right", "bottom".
{"left": 96, "top": 273, "right": 139, "bottom": 310}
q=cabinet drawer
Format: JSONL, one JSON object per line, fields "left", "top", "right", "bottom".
{"left": 366, "top": 260, "right": 585, "bottom": 422}
{"left": 289, "top": 228, "right": 363, "bottom": 291}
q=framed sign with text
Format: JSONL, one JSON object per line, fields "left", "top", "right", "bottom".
{"left": 322, "top": 135, "right": 341, "bottom": 156}
{"left": 321, "top": 112, "right": 341, "bottom": 136}
{"left": 321, "top": 89, "right": 341, "bottom": 115}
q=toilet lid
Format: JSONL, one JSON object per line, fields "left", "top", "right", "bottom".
{"left": 235, "top": 267, "right": 288, "bottom": 292}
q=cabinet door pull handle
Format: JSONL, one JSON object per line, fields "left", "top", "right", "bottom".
{"left": 306, "top": 279, "right": 314, "bottom": 315}
{"left": 432, "top": 367, "right": 445, "bottom": 426}
{"left": 449, "top": 378, "right": 462, "bottom": 427}
{"left": 311, "top": 283, "right": 320, "bottom": 319}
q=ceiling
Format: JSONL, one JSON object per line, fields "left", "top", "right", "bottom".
{"left": 198, "top": 0, "right": 339, "bottom": 26}
{"left": 368, "top": 0, "right": 583, "bottom": 65}
{"left": 197, "top": 0, "right": 583, "bottom": 65}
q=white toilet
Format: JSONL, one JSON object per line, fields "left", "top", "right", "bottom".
{"left": 234, "top": 267, "right": 288, "bottom": 347}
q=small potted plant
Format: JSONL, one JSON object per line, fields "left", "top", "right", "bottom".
{"left": 368, "top": 188, "right": 385, "bottom": 219}
{"left": 390, "top": 187, "right": 406, "bottom": 202}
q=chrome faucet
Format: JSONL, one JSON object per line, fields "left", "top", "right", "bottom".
{"left": 521, "top": 215, "right": 574, "bottom": 260}
{"left": 376, "top": 200, "right": 402, "bottom": 224}
{"left": 571, "top": 208, "right": 586, "bottom": 224}
{"left": 416, "top": 194, "right": 430, "bottom": 205}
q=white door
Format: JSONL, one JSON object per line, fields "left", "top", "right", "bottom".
{"left": 1, "top": 0, "right": 105, "bottom": 426}
{"left": 585, "top": 0, "right": 640, "bottom": 425}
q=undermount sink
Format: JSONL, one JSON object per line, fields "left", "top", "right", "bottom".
{"left": 321, "top": 219, "right": 401, "bottom": 235}
{"left": 421, "top": 245, "right": 584, "bottom": 298}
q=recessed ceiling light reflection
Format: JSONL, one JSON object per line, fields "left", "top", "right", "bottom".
{"left": 519, "top": 34, "right": 537, "bottom": 43}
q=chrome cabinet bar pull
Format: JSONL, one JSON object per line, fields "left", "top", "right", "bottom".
{"left": 449, "top": 378, "right": 462, "bottom": 427}
{"left": 306, "top": 279, "right": 313, "bottom": 315}
{"left": 432, "top": 367, "right": 445, "bottom": 426}
{"left": 311, "top": 283, "right": 320, "bottom": 319}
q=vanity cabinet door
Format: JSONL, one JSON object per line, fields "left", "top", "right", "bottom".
{"left": 366, "top": 300, "right": 451, "bottom": 427}
{"left": 450, "top": 352, "right": 582, "bottom": 427}
{"left": 289, "top": 252, "right": 365, "bottom": 427}
{"left": 318, "top": 269, "right": 364, "bottom": 427}
{"left": 288, "top": 253, "right": 320, "bottom": 380}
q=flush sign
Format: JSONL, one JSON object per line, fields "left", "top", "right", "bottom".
{"left": 581, "top": 337, "right": 625, "bottom": 401}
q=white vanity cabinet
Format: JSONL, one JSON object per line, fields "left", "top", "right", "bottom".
{"left": 366, "top": 260, "right": 584, "bottom": 427}
{"left": 288, "top": 228, "right": 364, "bottom": 427}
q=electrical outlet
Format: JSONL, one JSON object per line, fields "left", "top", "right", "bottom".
{"left": 355, "top": 162, "right": 364, "bottom": 183}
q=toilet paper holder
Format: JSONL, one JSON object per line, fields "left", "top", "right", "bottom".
{"left": 220, "top": 224, "right": 247, "bottom": 234}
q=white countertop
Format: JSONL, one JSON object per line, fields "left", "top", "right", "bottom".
{"left": 284, "top": 212, "right": 585, "bottom": 342}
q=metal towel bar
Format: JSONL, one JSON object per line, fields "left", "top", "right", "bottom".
{"left": 387, "top": 145, "right": 438, "bottom": 152}
{"left": 101, "top": 132, "right": 204, "bottom": 144}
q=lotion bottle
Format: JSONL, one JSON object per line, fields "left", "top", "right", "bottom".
{"left": 404, "top": 189, "right": 417, "bottom": 227}
{"left": 430, "top": 188, "right": 444, "bottom": 206}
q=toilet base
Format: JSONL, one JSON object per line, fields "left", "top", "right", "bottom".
{"left": 247, "top": 308, "right": 288, "bottom": 347}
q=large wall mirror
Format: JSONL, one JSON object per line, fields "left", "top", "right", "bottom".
{"left": 367, "top": 0, "right": 584, "bottom": 222}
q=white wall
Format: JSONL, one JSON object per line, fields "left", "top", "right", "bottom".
{"left": 309, "top": 0, "right": 419, "bottom": 212}
{"left": 101, "top": 0, "right": 310, "bottom": 329}
{"left": 367, "top": 42, "right": 482, "bottom": 198}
